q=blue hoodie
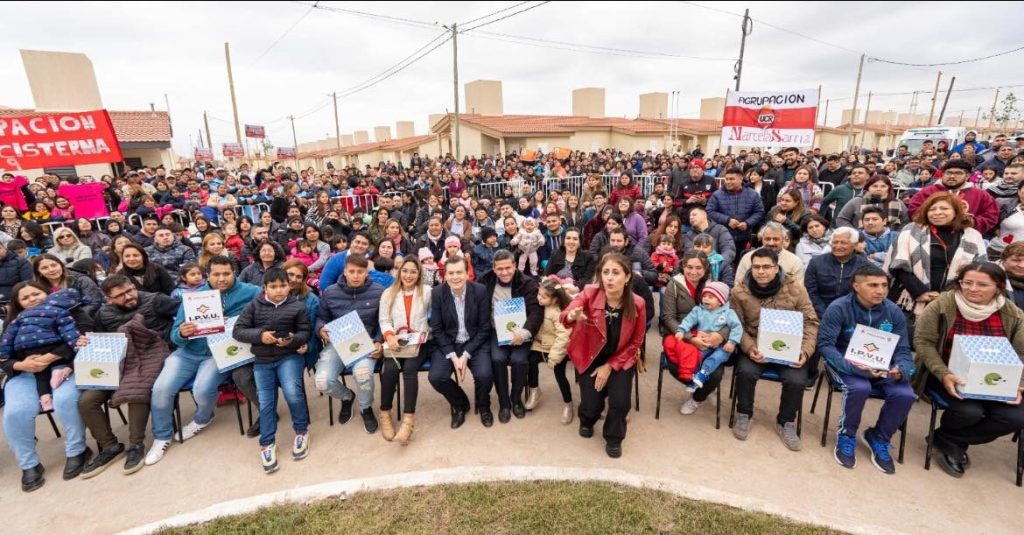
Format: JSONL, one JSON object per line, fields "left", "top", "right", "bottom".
{"left": 817, "top": 293, "right": 915, "bottom": 380}
{"left": 170, "top": 280, "right": 261, "bottom": 356}
{"left": 677, "top": 302, "right": 742, "bottom": 346}
{"left": 861, "top": 228, "right": 895, "bottom": 267}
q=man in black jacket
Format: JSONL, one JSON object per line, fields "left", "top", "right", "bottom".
{"left": 0, "top": 241, "right": 32, "bottom": 303}
{"left": 428, "top": 256, "right": 495, "bottom": 429}
{"left": 478, "top": 251, "right": 543, "bottom": 422}
{"left": 78, "top": 274, "right": 181, "bottom": 479}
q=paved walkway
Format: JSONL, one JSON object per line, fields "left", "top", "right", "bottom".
{"left": 1, "top": 331, "right": 1020, "bottom": 534}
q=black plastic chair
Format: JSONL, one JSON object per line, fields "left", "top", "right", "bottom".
{"left": 809, "top": 369, "right": 907, "bottom": 463}
{"left": 38, "top": 409, "right": 61, "bottom": 438}
{"left": 655, "top": 352, "right": 723, "bottom": 429}
{"left": 171, "top": 376, "right": 247, "bottom": 443}
{"left": 728, "top": 366, "right": 803, "bottom": 436}
{"left": 923, "top": 384, "right": 1023, "bottom": 486}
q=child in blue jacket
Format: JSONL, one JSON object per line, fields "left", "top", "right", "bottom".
{"left": 675, "top": 281, "right": 742, "bottom": 390}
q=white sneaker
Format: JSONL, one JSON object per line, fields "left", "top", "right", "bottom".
{"left": 181, "top": 419, "right": 211, "bottom": 441}
{"left": 680, "top": 398, "right": 701, "bottom": 415}
{"left": 144, "top": 439, "right": 171, "bottom": 466}
{"left": 292, "top": 432, "right": 309, "bottom": 460}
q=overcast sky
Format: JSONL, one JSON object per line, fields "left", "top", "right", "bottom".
{"left": 3, "top": 1, "right": 1023, "bottom": 156}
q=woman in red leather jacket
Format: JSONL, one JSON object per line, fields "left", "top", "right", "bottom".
{"left": 560, "top": 252, "right": 646, "bottom": 458}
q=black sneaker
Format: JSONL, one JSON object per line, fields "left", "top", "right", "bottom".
{"left": 123, "top": 443, "right": 146, "bottom": 475}
{"left": 361, "top": 408, "right": 378, "bottom": 434}
{"left": 605, "top": 442, "right": 622, "bottom": 458}
{"left": 479, "top": 408, "right": 494, "bottom": 427}
{"left": 579, "top": 424, "right": 594, "bottom": 438}
{"left": 21, "top": 464, "right": 44, "bottom": 493}
{"left": 246, "top": 418, "right": 261, "bottom": 438}
{"left": 498, "top": 407, "right": 511, "bottom": 423}
{"left": 338, "top": 397, "right": 354, "bottom": 425}
{"left": 63, "top": 446, "right": 93, "bottom": 480}
{"left": 80, "top": 443, "right": 125, "bottom": 480}
{"left": 512, "top": 401, "right": 526, "bottom": 419}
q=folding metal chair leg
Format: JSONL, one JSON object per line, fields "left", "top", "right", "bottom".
{"left": 328, "top": 396, "right": 334, "bottom": 426}
{"left": 232, "top": 388, "right": 245, "bottom": 436}
{"left": 115, "top": 405, "right": 127, "bottom": 425}
{"left": 1016, "top": 430, "right": 1023, "bottom": 487}
{"left": 810, "top": 372, "right": 825, "bottom": 414}
{"left": 174, "top": 394, "right": 184, "bottom": 444}
{"left": 728, "top": 376, "right": 738, "bottom": 429}
{"left": 898, "top": 419, "right": 907, "bottom": 464}
{"left": 655, "top": 363, "right": 664, "bottom": 420}
{"left": 634, "top": 352, "right": 641, "bottom": 412}
{"left": 820, "top": 384, "right": 833, "bottom": 448}
{"left": 715, "top": 382, "right": 721, "bottom": 430}
{"left": 45, "top": 412, "right": 61, "bottom": 438}
{"left": 925, "top": 404, "right": 938, "bottom": 470}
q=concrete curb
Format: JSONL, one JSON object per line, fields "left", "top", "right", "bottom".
{"left": 119, "top": 465, "right": 907, "bottom": 535}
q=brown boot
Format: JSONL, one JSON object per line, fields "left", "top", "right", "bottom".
{"left": 394, "top": 414, "right": 415, "bottom": 445}
{"left": 379, "top": 410, "right": 395, "bottom": 442}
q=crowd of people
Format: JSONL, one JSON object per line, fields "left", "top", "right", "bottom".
{"left": 2, "top": 133, "right": 1024, "bottom": 492}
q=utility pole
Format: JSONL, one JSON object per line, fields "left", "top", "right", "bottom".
{"left": 734, "top": 9, "right": 751, "bottom": 91}
{"left": 927, "top": 71, "right": 942, "bottom": 126}
{"left": 938, "top": 76, "right": 956, "bottom": 125}
{"left": 331, "top": 92, "right": 341, "bottom": 157}
{"left": 197, "top": 129, "right": 204, "bottom": 149}
{"left": 859, "top": 91, "right": 873, "bottom": 148}
{"left": 822, "top": 99, "right": 830, "bottom": 126}
{"left": 451, "top": 22, "right": 461, "bottom": 160}
{"left": 203, "top": 111, "right": 213, "bottom": 152}
{"left": 908, "top": 91, "right": 919, "bottom": 116}
{"left": 975, "top": 107, "right": 982, "bottom": 128}
{"left": 958, "top": 110, "right": 965, "bottom": 126}
{"left": 988, "top": 88, "right": 1000, "bottom": 131}
{"left": 847, "top": 54, "right": 865, "bottom": 151}
{"left": 289, "top": 115, "right": 299, "bottom": 170}
{"left": 224, "top": 42, "right": 242, "bottom": 145}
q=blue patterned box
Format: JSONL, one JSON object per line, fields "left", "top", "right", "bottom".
{"left": 326, "top": 311, "right": 375, "bottom": 366}
{"left": 209, "top": 316, "right": 255, "bottom": 372}
{"left": 74, "top": 333, "right": 127, "bottom": 390}
{"left": 949, "top": 335, "right": 1023, "bottom": 402}
{"left": 757, "top": 308, "right": 803, "bottom": 365}
{"left": 494, "top": 297, "right": 527, "bottom": 346}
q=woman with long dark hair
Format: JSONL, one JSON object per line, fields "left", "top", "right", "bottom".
{"left": 543, "top": 228, "right": 595, "bottom": 291}
{"left": 561, "top": 252, "right": 647, "bottom": 458}
{"left": 32, "top": 253, "right": 104, "bottom": 306}
{"left": 115, "top": 244, "right": 175, "bottom": 295}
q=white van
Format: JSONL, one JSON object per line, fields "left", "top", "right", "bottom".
{"left": 896, "top": 127, "right": 967, "bottom": 155}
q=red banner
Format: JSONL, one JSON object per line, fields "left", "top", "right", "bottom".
{"left": 0, "top": 109, "right": 123, "bottom": 171}
{"left": 194, "top": 148, "right": 213, "bottom": 162}
{"left": 277, "top": 147, "right": 296, "bottom": 159}
{"left": 720, "top": 89, "right": 819, "bottom": 148}
{"left": 245, "top": 124, "right": 265, "bottom": 139}
{"left": 222, "top": 143, "right": 244, "bottom": 157}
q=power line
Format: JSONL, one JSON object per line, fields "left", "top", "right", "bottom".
{"left": 867, "top": 45, "right": 1024, "bottom": 67}
{"left": 335, "top": 31, "right": 452, "bottom": 99}
{"left": 252, "top": 2, "right": 318, "bottom": 63}
{"left": 460, "top": 1, "right": 551, "bottom": 33}
{"left": 297, "top": 1, "right": 439, "bottom": 30}
{"left": 464, "top": 30, "right": 734, "bottom": 61}
{"left": 459, "top": 1, "right": 532, "bottom": 26}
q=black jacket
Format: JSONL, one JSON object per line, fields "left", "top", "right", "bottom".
{"left": 94, "top": 291, "right": 181, "bottom": 341}
{"left": 233, "top": 294, "right": 311, "bottom": 362}
{"left": 478, "top": 270, "right": 543, "bottom": 338}
{"left": 543, "top": 248, "right": 596, "bottom": 290}
{"left": 0, "top": 251, "right": 32, "bottom": 302}
{"left": 428, "top": 281, "right": 491, "bottom": 359}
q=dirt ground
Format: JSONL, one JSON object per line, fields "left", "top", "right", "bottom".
{"left": 1, "top": 330, "right": 1020, "bottom": 535}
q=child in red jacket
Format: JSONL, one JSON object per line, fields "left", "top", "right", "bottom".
{"left": 649, "top": 235, "right": 679, "bottom": 289}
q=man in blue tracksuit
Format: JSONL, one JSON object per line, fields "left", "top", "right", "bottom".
{"left": 817, "top": 264, "right": 915, "bottom": 475}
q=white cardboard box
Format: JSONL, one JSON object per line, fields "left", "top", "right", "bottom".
{"left": 494, "top": 297, "right": 527, "bottom": 346}
{"left": 208, "top": 316, "right": 255, "bottom": 372}
{"left": 183, "top": 290, "right": 225, "bottom": 338}
{"left": 74, "top": 333, "right": 128, "bottom": 390}
{"left": 844, "top": 324, "right": 900, "bottom": 372}
{"left": 949, "top": 335, "right": 1023, "bottom": 402}
{"left": 757, "top": 308, "right": 803, "bottom": 365}
{"left": 325, "top": 311, "right": 375, "bottom": 366}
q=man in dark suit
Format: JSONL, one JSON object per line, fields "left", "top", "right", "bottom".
{"left": 428, "top": 255, "right": 495, "bottom": 429}
{"left": 478, "top": 250, "right": 543, "bottom": 423}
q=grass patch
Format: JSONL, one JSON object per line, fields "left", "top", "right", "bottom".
{"left": 157, "top": 480, "right": 844, "bottom": 535}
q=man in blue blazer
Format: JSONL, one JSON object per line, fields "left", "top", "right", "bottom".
{"left": 428, "top": 255, "right": 495, "bottom": 429}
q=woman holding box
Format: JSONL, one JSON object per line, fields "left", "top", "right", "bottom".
{"left": 561, "top": 252, "right": 646, "bottom": 459}
{"left": 914, "top": 261, "right": 1024, "bottom": 479}
{"left": 377, "top": 256, "right": 432, "bottom": 445}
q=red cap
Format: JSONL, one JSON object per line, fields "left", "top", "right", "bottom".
{"left": 689, "top": 159, "right": 704, "bottom": 169}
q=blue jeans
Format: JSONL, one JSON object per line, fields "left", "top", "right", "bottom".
{"left": 3, "top": 372, "right": 86, "bottom": 469}
{"left": 150, "top": 348, "right": 227, "bottom": 441}
{"left": 254, "top": 355, "right": 309, "bottom": 447}
{"left": 698, "top": 347, "right": 731, "bottom": 376}
{"left": 314, "top": 345, "right": 375, "bottom": 410}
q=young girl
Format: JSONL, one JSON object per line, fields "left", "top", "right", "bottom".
{"left": 510, "top": 217, "right": 544, "bottom": 276}
{"left": 0, "top": 285, "right": 82, "bottom": 412}
{"left": 290, "top": 239, "right": 321, "bottom": 288}
{"left": 50, "top": 196, "right": 75, "bottom": 221}
{"left": 223, "top": 222, "right": 245, "bottom": 259}
{"left": 438, "top": 235, "right": 474, "bottom": 281}
{"left": 418, "top": 247, "right": 440, "bottom": 287}
{"left": 22, "top": 201, "right": 50, "bottom": 226}
{"left": 529, "top": 276, "right": 575, "bottom": 424}
{"left": 650, "top": 235, "right": 679, "bottom": 289}
{"left": 171, "top": 263, "right": 205, "bottom": 299}
{"left": 674, "top": 281, "right": 742, "bottom": 390}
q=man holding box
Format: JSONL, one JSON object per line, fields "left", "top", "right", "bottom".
{"left": 817, "top": 265, "right": 916, "bottom": 474}
{"left": 479, "top": 250, "right": 543, "bottom": 422}
{"left": 730, "top": 248, "right": 819, "bottom": 451}
{"left": 313, "top": 253, "right": 384, "bottom": 434}
{"left": 145, "top": 256, "right": 261, "bottom": 466}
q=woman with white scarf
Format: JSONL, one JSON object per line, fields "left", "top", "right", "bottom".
{"left": 913, "top": 261, "right": 1024, "bottom": 479}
